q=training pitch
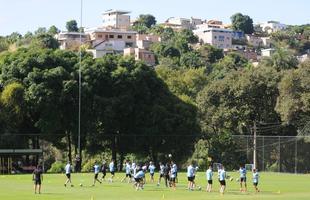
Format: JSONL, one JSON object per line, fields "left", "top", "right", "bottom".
{"left": 0, "top": 172, "right": 309, "bottom": 200}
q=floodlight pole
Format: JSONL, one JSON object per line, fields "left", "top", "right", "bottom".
{"left": 253, "top": 121, "right": 257, "bottom": 170}
{"left": 78, "top": 0, "right": 83, "bottom": 160}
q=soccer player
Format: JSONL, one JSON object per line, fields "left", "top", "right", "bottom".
{"left": 239, "top": 165, "right": 247, "bottom": 192}
{"left": 169, "top": 163, "right": 177, "bottom": 190}
{"left": 64, "top": 161, "right": 73, "bottom": 187}
{"left": 148, "top": 161, "right": 156, "bottom": 183}
{"left": 92, "top": 161, "right": 102, "bottom": 186}
{"left": 206, "top": 165, "right": 213, "bottom": 192}
{"left": 109, "top": 159, "right": 115, "bottom": 182}
{"left": 163, "top": 163, "right": 170, "bottom": 187}
{"left": 219, "top": 165, "right": 226, "bottom": 195}
{"left": 252, "top": 169, "right": 260, "bottom": 193}
{"left": 157, "top": 162, "right": 165, "bottom": 186}
{"left": 121, "top": 160, "right": 132, "bottom": 183}
{"left": 134, "top": 169, "right": 145, "bottom": 190}
{"left": 132, "top": 161, "right": 137, "bottom": 176}
{"left": 100, "top": 161, "right": 107, "bottom": 182}
{"left": 187, "top": 162, "right": 195, "bottom": 190}
{"left": 217, "top": 164, "right": 222, "bottom": 185}
{"left": 33, "top": 165, "right": 43, "bottom": 194}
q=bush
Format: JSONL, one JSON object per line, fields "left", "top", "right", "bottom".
{"left": 48, "top": 161, "right": 65, "bottom": 173}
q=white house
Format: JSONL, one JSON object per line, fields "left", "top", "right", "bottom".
{"left": 261, "top": 48, "right": 276, "bottom": 57}
{"left": 194, "top": 27, "right": 233, "bottom": 49}
{"left": 102, "top": 9, "right": 131, "bottom": 29}
{"left": 259, "top": 21, "right": 287, "bottom": 33}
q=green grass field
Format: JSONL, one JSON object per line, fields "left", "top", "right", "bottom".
{"left": 0, "top": 172, "right": 309, "bottom": 200}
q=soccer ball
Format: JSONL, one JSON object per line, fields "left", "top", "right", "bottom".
{"left": 230, "top": 177, "right": 234, "bottom": 181}
{"left": 198, "top": 186, "right": 202, "bottom": 191}
{"left": 168, "top": 154, "right": 172, "bottom": 158}
{"left": 79, "top": 183, "right": 83, "bottom": 187}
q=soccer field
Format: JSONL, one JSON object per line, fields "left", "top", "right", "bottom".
{"left": 0, "top": 172, "right": 309, "bottom": 200}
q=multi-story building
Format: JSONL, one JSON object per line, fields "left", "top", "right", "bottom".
{"left": 124, "top": 48, "right": 156, "bottom": 66}
{"left": 102, "top": 9, "right": 131, "bottom": 29}
{"left": 136, "top": 34, "right": 161, "bottom": 49}
{"left": 259, "top": 21, "right": 287, "bottom": 33}
{"left": 55, "top": 32, "right": 88, "bottom": 50}
{"left": 194, "top": 27, "right": 233, "bottom": 49}
{"left": 163, "top": 17, "right": 203, "bottom": 30}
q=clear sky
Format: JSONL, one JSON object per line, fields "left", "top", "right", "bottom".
{"left": 0, "top": 0, "right": 309, "bottom": 36}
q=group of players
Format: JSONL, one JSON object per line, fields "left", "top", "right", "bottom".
{"left": 32, "top": 159, "right": 260, "bottom": 195}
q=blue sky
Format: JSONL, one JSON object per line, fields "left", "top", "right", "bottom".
{"left": 0, "top": 0, "right": 309, "bottom": 36}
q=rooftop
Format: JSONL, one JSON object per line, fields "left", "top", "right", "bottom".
{"left": 103, "top": 9, "right": 130, "bottom": 15}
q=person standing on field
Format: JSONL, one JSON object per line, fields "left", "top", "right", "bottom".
{"left": 239, "top": 165, "right": 247, "bottom": 192}
{"left": 33, "top": 165, "right": 43, "bottom": 194}
{"left": 64, "top": 161, "right": 73, "bottom": 187}
{"left": 252, "top": 169, "right": 260, "bottom": 193}
{"left": 206, "top": 165, "right": 213, "bottom": 192}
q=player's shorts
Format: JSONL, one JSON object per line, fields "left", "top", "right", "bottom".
{"left": 66, "top": 173, "right": 71, "bottom": 179}
{"left": 160, "top": 173, "right": 164, "bottom": 178}
{"left": 253, "top": 182, "right": 258, "bottom": 186}
{"left": 170, "top": 177, "right": 176, "bottom": 182}
{"left": 111, "top": 171, "right": 115, "bottom": 175}
{"left": 220, "top": 180, "right": 226, "bottom": 186}
{"left": 126, "top": 173, "right": 132, "bottom": 178}
{"left": 187, "top": 176, "right": 194, "bottom": 182}
{"left": 34, "top": 179, "right": 41, "bottom": 185}
{"left": 150, "top": 173, "right": 154, "bottom": 177}
{"left": 240, "top": 177, "right": 247, "bottom": 182}
{"left": 134, "top": 178, "right": 142, "bottom": 183}
{"left": 95, "top": 173, "right": 99, "bottom": 179}
{"left": 208, "top": 180, "right": 213, "bottom": 184}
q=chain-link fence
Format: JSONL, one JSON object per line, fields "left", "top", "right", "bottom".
{"left": 232, "top": 135, "right": 310, "bottom": 173}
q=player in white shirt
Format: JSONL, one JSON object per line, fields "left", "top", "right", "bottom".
{"left": 131, "top": 162, "right": 137, "bottom": 177}
{"left": 109, "top": 159, "right": 115, "bottom": 182}
{"left": 169, "top": 163, "right": 177, "bottom": 190}
{"left": 252, "top": 169, "right": 260, "bottom": 193}
{"left": 157, "top": 162, "right": 165, "bottom": 186}
{"left": 92, "top": 161, "right": 102, "bottom": 186}
{"left": 64, "top": 162, "right": 73, "bottom": 187}
{"left": 206, "top": 165, "right": 213, "bottom": 192}
{"left": 148, "top": 161, "right": 156, "bottom": 183}
{"left": 121, "top": 160, "right": 132, "bottom": 183}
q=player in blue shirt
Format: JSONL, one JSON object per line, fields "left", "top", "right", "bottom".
{"left": 92, "top": 161, "right": 102, "bottom": 186}
{"left": 148, "top": 161, "right": 156, "bottom": 183}
{"left": 219, "top": 166, "right": 226, "bottom": 195}
{"left": 239, "top": 165, "right": 247, "bottom": 192}
{"left": 187, "top": 162, "right": 195, "bottom": 190}
{"left": 206, "top": 165, "right": 213, "bottom": 192}
{"left": 252, "top": 169, "right": 260, "bottom": 193}
{"left": 134, "top": 169, "right": 145, "bottom": 190}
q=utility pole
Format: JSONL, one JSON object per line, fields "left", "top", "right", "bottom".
{"left": 253, "top": 121, "right": 257, "bottom": 170}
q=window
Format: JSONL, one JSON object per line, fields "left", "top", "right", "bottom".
{"left": 214, "top": 36, "right": 217, "bottom": 39}
{"left": 109, "top": 35, "right": 114, "bottom": 39}
{"left": 98, "top": 34, "right": 103, "bottom": 38}
{"left": 117, "top": 35, "right": 122, "bottom": 39}
{"left": 218, "top": 35, "right": 225, "bottom": 41}
{"left": 127, "top": 35, "right": 132, "bottom": 39}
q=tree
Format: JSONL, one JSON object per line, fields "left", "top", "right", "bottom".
{"left": 30, "top": 33, "right": 59, "bottom": 49}
{"left": 66, "top": 20, "right": 79, "bottom": 32}
{"left": 48, "top": 25, "right": 60, "bottom": 35}
{"left": 231, "top": 13, "right": 254, "bottom": 34}
{"left": 180, "top": 51, "right": 204, "bottom": 68}
{"left": 134, "top": 14, "right": 156, "bottom": 28}
{"left": 276, "top": 60, "right": 310, "bottom": 130}
{"left": 34, "top": 27, "right": 47, "bottom": 35}
{"left": 198, "top": 44, "right": 224, "bottom": 64}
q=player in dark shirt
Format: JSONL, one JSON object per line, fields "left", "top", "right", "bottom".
{"left": 32, "top": 165, "right": 43, "bottom": 194}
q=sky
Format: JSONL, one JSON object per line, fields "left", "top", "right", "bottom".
{"left": 0, "top": 0, "right": 309, "bottom": 36}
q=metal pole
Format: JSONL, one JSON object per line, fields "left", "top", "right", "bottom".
{"left": 78, "top": 0, "right": 83, "bottom": 159}
{"left": 295, "top": 138, "right": 297, "bottom": 174}
{"left": 262, "top": 136, "right": 265, "bottom": 171}
{"left": 278, "top": 136, "right": 281, "bottom": 173}
{"left": 253, "top": 121, "right": 257, "bottom": 169}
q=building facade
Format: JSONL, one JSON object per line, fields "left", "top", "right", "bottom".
{"left": 102, "top": 10, "right": 131, "bottom": 29}
{"left": 194, "top": 27, "right": 233, "bottom": 49}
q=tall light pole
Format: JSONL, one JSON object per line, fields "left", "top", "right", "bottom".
{"left": 78, "top": 0, "right": 83, "bottom": 159}
{"left": 253, "top": 121, "right": 257, "bottom": 170}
